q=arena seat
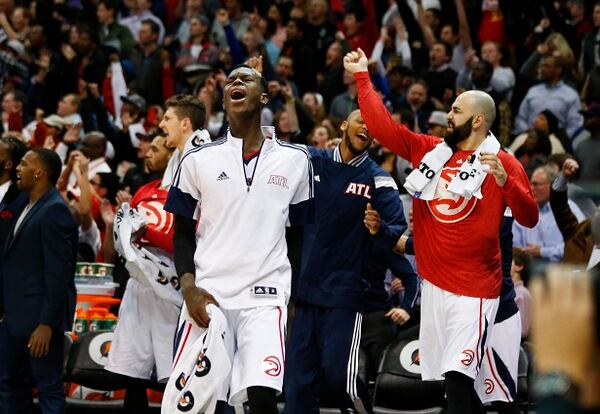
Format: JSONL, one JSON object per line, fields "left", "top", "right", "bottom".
{"left": 63, "top": 333, "right": 73, "bottom": 376}
{"left": 372, "top": 325, "right": 445, "bottom": 411}
{"left": 65, "top": 330, "right": 128, "bottom": 390}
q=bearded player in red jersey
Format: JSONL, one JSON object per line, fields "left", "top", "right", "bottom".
{"left": 344, "top": 49, "right": 538, "bottom": 414}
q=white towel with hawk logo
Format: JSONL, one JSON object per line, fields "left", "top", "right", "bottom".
{"left": 114, "top": 203, "right": 183, "bottom": 306}
{"left": 162, "top": 304, "right": 233, "bottom": 414}
{"left": 404, "top": 133, "right": 501, "bottom": 200}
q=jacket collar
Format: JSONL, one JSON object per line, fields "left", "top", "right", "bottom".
{"left": 333, "top": 145, "right": 369, "bottom": 167}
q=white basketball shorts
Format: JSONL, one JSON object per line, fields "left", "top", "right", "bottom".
{"left": 172, "top": 305, "right": 287, "bottom": 406}
{"left": 105, "top": 278, "right": 180, "bottom": 381}
{"left": 475, "top": 311, "right": 521, "bottom": 403}
{"left": 419, "top": 279, "right": 499, "bottom": 381}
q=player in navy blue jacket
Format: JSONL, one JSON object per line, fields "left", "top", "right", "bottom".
{"left": 284, "top": 109, "right": 406, "bottom": 414}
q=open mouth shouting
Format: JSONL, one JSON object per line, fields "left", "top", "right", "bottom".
{"left": 356, "top": 131, "right": 369, "bottom": 143}
{"left": 229, "top": 87, "right": 247, "bottom": 104}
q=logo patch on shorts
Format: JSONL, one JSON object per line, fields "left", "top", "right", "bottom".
{"left": 263, "top": 355, "right": 282, "bottom": 377}
{"left": 177, "top": 391, "right": 195, "bottom": 411}
{"left": 175, "top": 372, "right": 188, "bottom": 390}
{"left": 484, "top": 378, "right": 495, "bottom": 394}
{"left": 195, "top": 349, "right": 211, "bottom": 377}
{"left": 460, "top": 349, "right": 475, "bottom": 366}
{"left": 251, "top": 286, "right": 278, "bottom": 297}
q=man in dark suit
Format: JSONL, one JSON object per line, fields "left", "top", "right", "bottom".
{"left": 0, "top": 135, "right": 28, "bottom": 248}
{"left": 0, "top": 148, "right": 78, "bottom": 414}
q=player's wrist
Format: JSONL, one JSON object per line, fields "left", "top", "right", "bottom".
{"left": 394, "top": 234, "right": 409, "bottom": 254}
{"left": 180, "top": 273, "right": 197, "bottom": 297}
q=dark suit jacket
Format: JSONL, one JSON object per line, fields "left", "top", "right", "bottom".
{"left": 0, "top": 188, "right": 78, "bottom": 337}
{"left": 0, "top": 183, "right": 27, "bottom": 317}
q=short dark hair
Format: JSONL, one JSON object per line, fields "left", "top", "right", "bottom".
{"left": 76, "top": 23, "right": 99, "bottom": 45}
{"left": 435, "top": 41, "right": 453, "bottom": 59}
{"left": 442, "top": 22, "right": 459, "bottom": 36}
{"left": 512, "top": 247, "right": 532, "bottom": 285}
{"left": 387, "top": 65, "right": 413, "bottom": 78}
{"left": 30, "top": 148, "right": 62, "bottom": 186}
{"left": 164, "top": 94, "right": 206, "bottom": 130}
{"left": 0, "top": 135, "right": 27, "bottom": 182}
{"left": 97, "top": 172, "right": 120, "bottom": 204}
{"left": 97, "top": 0, "right": 117, "bottom": 11}
{"left": 472, "top": 59, "right": 493, "bottom": 76}
{"left": 230, "top": 64, "right": 268, "bottom": 92}
{"left": 345, "top": 2, "right": 366, "bottom": 21}
{"left": 11, "top": 90, "right": 27, "bottom": 108}
{"left": 141, "top": 18, "right": 160, "bottom": 35}
{"left": 288, "top": 18, "right": 307, "bottom": 35}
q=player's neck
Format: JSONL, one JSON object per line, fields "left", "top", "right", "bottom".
{"left": 29, "top": 183, "right": 51, "bottom": 204}
{"left": 339, "top": 140, "right": 362, "bottom": 164}
{"left": 456, "top": 132, "right": 487, "bottom": 151}
{"left": 177, "top": 129, "right": 195, "bottom": 154}
{"left": 229, "top": 118, "right": 264, "bottom": 154}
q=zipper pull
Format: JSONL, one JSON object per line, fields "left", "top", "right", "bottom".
{"left": 247, "top": 185, "right": 250, "bottom": 192}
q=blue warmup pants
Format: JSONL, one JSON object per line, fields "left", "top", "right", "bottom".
{"left": 284, "top": 302, "right": 372, "bottom": 414}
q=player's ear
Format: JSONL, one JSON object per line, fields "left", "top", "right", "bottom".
{"left": 474, "top": 113, "right": 484, "bottom": 129}
{"left": 340, "top": 120, "right": 348, "bottom": 133}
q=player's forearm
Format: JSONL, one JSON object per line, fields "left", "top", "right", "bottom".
{"left": 102, "top": 222, "right": 117, "bottom": 264}
{"left": 173, "top": 214, "right": 197, "bottom": 278}
{"left": 501, "top": 172, "right": 539, "bottom": 228}
{"left": 354, "top": 72, "right": 415, "bottom": 160}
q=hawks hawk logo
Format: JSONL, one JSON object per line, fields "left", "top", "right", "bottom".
{"left": 175, "top": 372, "right": 188, "bottom": 391}
{"left": 399, "top": 340, "right": 421, "bottom": 375}
{"left": 177, "top": 391, "right": 195, "bottom": 411}
{"left": 194, "top": 350, "right": 211, "bottom": 377}
{"left": 137, "top": 200, "right": 174, "bottom": 234}
{"left": 484, "top": 378, "right": 495, "bottom": 394}
{"left": 156, "top": 272, "right": 169, "bottom": 285}
{"left": 263, "top": 355, "right": 282, "bottom": 377}
{"left": 170, "top": 276, "right": 181, "bottom": 290}
{"left": 460, "top": 349, "right": 475, "bottom": 366}
{"left": 100, "top": 341, "right": 112, "bottom": 358}
{"left": 427, "top": 166, "right": 478, "bottom": 223}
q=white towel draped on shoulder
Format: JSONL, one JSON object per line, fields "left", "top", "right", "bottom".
{"left": 404, "top": 133, "right": 501, "bottom": 200}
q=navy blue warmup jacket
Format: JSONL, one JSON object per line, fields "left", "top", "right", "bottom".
{"left": 294, "top": 147, "right": 406, "bottom": 312}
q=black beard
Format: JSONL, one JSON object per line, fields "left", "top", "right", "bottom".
{"left": 444, "top": 116, "right": 474, "bottom": 150}
{"left": 342, "top": 131, "right": 365, "bottom": 156}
